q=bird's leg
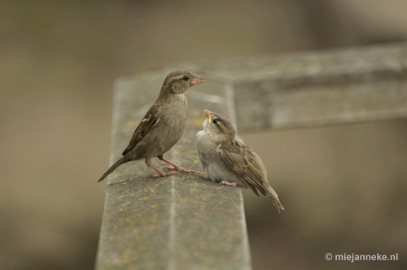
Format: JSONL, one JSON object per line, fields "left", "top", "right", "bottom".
{"left": 157, "top": 155, "right": 203, "bottom": 177}
{"left": 146, "top": 159, "right": 178, "bottom": 177}
{"left": 157, "top": 155, "right": 184, "bottom": 170}
{"left": 220, "top": 181, "right": 238, "bottom": 187}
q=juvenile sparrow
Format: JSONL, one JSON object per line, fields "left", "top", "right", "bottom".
{"left": 196, "top": 110, "right": 285, "bottom": 212}
{"left": 98, "top": 71, "right": 204, "bottom": 182}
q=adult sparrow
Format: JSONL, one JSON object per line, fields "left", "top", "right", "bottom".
{"left": 98, "top": 71, "right": 204, "bottom": 182}
{"left": 196, "top": 110, "right": 285, "bottom": 212}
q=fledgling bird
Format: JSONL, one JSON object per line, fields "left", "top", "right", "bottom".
{"left": 196, "top": 110, "right": 285, "bottom": 212}
{"left": 98, "top": 71, "right": 204, "bottom": 182}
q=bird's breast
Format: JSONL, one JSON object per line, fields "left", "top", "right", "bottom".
{"left": 196, "top": 132, "right": 221, "bottom": 163}
{"left": 196, "top": 131, "right": 241, "bottom": 182}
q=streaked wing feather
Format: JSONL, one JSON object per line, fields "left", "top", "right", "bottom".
{"left": 122, "top": 105, "right": 160, "bottom": 156}
{"left": 218, "top": 140, "right": 268, "bottom": 196}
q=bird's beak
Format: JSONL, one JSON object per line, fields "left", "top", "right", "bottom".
{"left": 191, "top": 76, "right": 204, "bottom": 85}
{"left": 204, "top": 109, "right": 211, "bottom": 123}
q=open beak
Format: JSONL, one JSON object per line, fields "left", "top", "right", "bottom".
{"left": 203, "top": 109, "right": 212, "bottom": 123}
{"left": 191, "top": 76, "right": 204, "bottom": 85}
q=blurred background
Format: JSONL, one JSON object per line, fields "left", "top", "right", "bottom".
{"left": 1, "top": 1, "right": 406, "bottom": 269}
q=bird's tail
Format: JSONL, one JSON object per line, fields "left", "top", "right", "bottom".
{"left": 266, "top": 185, "right": 285, "bottom": 213}
{"left": 98, "top": 156, "right": 128, "bottom": 182}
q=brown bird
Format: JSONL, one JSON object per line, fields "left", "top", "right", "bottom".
{"left": 98, "top": 71, "right": 204, "bottom": 182}
{"left": 196, "top": 110, "right": 285, "bottom": 212}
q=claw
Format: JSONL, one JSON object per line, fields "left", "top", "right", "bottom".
{"left": 157, "top": 156, "right": 203, "bottom": 177}
{"left": 220, "top": 181, "right": 237, "bottom": 187}
{"left": 163, "top": 166, "right": 203, "bottom": 177}
{"left": 148, "top": 162, "right": 179, "bottom": 178}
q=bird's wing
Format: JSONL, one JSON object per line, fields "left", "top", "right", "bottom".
{"left": 218, "top": 140, "right": 268, "bottom": 196}
{"left": 122, "top": 105, "right": 160, "bottom": 156}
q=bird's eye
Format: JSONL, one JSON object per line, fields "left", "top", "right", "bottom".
{"left": 181, "top": 75, "right": 189, "bottom": 81}
{"left": 213, "top": 119, "right": 219, "bottom": 125}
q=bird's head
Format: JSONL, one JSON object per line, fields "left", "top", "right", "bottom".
{"left": 161, "top": 71, "right": 204, "bottom": 95}
{"left": 202, "top": 109, "right": 236, "bottom": 138}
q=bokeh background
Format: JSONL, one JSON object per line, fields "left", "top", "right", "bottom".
{"left": 1, "top": 1, "right": 406, "bottom": 269}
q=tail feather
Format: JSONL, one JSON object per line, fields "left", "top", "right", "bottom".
{"left": 98, "top": 157, "right": 128, "bottom": 182}
{"left": 266, "top": 186, "right": 285, "bottom": 213}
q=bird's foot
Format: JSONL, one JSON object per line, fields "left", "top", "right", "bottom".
{"left": 148, "top": 162, "right": 179, "bottom": 178}
{"left": 162, "top": 165, "right": 180, "bottom": 172}
{"left": 220, "top": 181, "right": 237, "bottom": 187}
{"left": 162, "top": 166, "right": 203, "bottom": 177}
{"left": 158, "top": 156, "right": 202, "bottom": 175}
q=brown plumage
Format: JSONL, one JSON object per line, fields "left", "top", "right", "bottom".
{"left": 196, "top": 110, "right": 285, "bottom": 212}
{"left": 98, "top": 71, "right": 204, "bottom": 182}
